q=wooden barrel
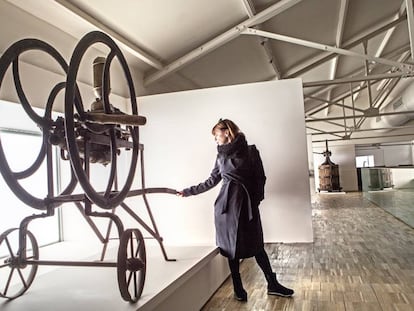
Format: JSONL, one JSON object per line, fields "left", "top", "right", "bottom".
{"left": 318, "top": 163, "right": 341, "bottom": 192}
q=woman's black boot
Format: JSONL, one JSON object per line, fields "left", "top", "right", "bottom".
{"left": 231, "top": 273, "right": 247, "bottom": 302}
{"left": 265, "top": 273, "right": 294, "bottom": 297}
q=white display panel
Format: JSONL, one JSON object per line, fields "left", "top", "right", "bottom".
{"left": 137, "top": 78, "right": 313, "bottom": 244}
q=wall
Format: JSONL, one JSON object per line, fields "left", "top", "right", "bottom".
{"left": 313, "top": 144, "right": 358, "bottom": 192}
{"left": 356, "top": 147, "right": 385, "bottom": 166}
{"left": 136, "top": 78, "right": 313, "bottom": 244}
{"left": 355, "top": 143, "right": 413, "bottom": 167}
{"left": 391, "top": 168, "right": 414, "bottom": 189}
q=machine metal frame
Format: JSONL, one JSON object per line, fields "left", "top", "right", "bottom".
{"left": 0, "top": 31, "right": 176, "bottom": 302}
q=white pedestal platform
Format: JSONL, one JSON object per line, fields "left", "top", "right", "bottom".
{"left": 0, "top": 242, "right": 229, "bottom": 311}
{"left": 318, "top": 191, "right": 346, "bottom": 195}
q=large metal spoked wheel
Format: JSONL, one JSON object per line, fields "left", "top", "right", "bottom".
{"left": 64, "top": 31, "right": 140, "bottom": 209}
{"left": 117, "top": 229, "right": 146, "bottom": 302}
{"left": 0, "top": 39, "right": 68, "bottom": 210}
{"left": 0, "top": 228, "right": 39, "bottom": 299}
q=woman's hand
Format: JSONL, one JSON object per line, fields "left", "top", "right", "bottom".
{"left": 177, "top": 191, "right": 185, "bottom": 197}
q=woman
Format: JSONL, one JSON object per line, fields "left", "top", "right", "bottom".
{"left": 178, "top": 119, "right": 294, "bottom": 302}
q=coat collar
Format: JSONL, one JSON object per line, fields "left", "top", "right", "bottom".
{"left": 217, "top": 133, "right": 248, "bottom": 157}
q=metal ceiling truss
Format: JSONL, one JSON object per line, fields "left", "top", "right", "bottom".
{"left": 305, "top": 95, "right": 365, "bottom": 114}
{"left": 346, "top": 8, "right": 407, "bottom": 110}
{"left": 305, "top": 79, "right": 390, "bottom": 140}
{"left": 57, "top": 0, "right": 414, "bottom": 144}
{"left": 405, "top": 0, "right": 414, "bottom": 59}
{"left": 306, "top": 109, "right": 414, "bottom": 123}
{"left": 144, "top": 0, "right": 303, "bottom": 85}
{"left": 306, "top": 53, "right": 412, "bottom": 142}
{"left": 324, "top": 0, "right": 348, "bottom": 116}
{"left": 244, "top": 7, "right": 414, "bottom": 142}
{"left": 312, "top": 132, "right": 414, "bottom": 143}
{"left": 303, "top": 71, "right": 411, "bottom": 88}
{"left": 241, "top": 0, "right": 282, "bottom": 79}
{"left": 242, "top": 28, "right": 413, "bottom": 72}
{"left": 309, "top": 124, "right": 414, "bottom": 136}
{"left": 299, "top": 1, "right": 414, "bottom": 143}
{"left": 303, "top": 44, "right": 411, "bottom": 114}
{"left": 284, "top": 14, "right": 408, "bottom": 78}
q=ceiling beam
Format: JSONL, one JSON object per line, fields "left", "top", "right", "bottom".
{"left": 325, "top": 0, "right": 348, "bottom": 116}
{"left": 405, "top": 0, "right": 414, "bottom": 60}
{"left": 55, "top": 0, "right": 163, "bottom": 70}
{"left": 309, "top": 124, "right": 414, "bottom": 135}
{"left": 304, "top": 45, "right": 410, "bottom": 108}
{"left": 312, "top": 132, "right": 414, "bottom": 143}
{"left": 284, "top": 14, "right": 408, "bottom": 78}
{"left": 305, "top": 95, "right": 365, "bottom": 113}
{"left": 306, "top": 109, "right": 414, "bottom": 122}
{"left": 243, "top": 28, "right": 414, "bottom": 72}
{"left": 306, "top": 126, "right": 344, "bottom": 139}
{"left": 336, "top": 0, "right": 348, "bottom": 47}
{"left": 241, "top": 0, "right": 282, "bottom": 79}
{"left": 306, "top": 77, "right": 379, "bottom": 117}
{"left": 353, "top": 52, "right": 411, "bottom": 130}
{"left": 144, "top": 0, "right": 303, "bottom": 86}
{"left": 352, "top": 7, "right": 406, "bottom": 104}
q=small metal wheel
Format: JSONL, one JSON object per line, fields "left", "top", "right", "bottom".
{"left": 0, "top": 228, "right": 39, "bottom": 299}
{"left": 117, "top": 228, "right": 146, "bottom": 302}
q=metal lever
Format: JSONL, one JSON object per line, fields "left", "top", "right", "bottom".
{"left": 85, "top": 112, "right": 147, "bottom": 126}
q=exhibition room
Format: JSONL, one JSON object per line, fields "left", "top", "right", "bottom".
{"left": 1, "top": 0, "right": 414, "bottom": 310}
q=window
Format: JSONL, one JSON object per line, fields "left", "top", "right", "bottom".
{"left": 0, "top": 130, "right": 61, "bottom": 253}
{"left": 0, "top": 101, "right": 62, "bottom": 254}
{"left": 356, "top": 155, "right": 375, "bottom": 168}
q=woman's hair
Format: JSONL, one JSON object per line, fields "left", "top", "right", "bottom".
{"left": 211, "top": 118, "right": 241, "bottom": 141}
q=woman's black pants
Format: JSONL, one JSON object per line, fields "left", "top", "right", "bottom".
{"left": 228, "top": 248, "right": 273, "bottom": 277}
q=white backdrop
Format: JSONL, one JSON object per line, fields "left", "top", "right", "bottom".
{"left": 134, "top": 78, "right": 313, "bottom": 245}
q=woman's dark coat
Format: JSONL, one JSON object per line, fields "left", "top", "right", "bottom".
{"left": 183, "top": 134, "right": 266, "bottom": 259}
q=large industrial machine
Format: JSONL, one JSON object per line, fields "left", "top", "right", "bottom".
{"left": 0, "top": 31, "right": 177, "bottom": 302}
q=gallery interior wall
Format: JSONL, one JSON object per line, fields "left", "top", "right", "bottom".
{"left": 136, "top": 78, "right": 313, "bottom": 244}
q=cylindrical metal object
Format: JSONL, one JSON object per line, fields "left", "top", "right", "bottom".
{"left": 93, "top": 56, "right": 108, "bottom": 101}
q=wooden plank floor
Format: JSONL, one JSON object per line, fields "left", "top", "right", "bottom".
{"left": 201, "top": 192, "right": 414, "bottom": 311}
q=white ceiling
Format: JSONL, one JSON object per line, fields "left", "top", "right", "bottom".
{"left": 2, "top": 0, "right": 414, "bottom": 147}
